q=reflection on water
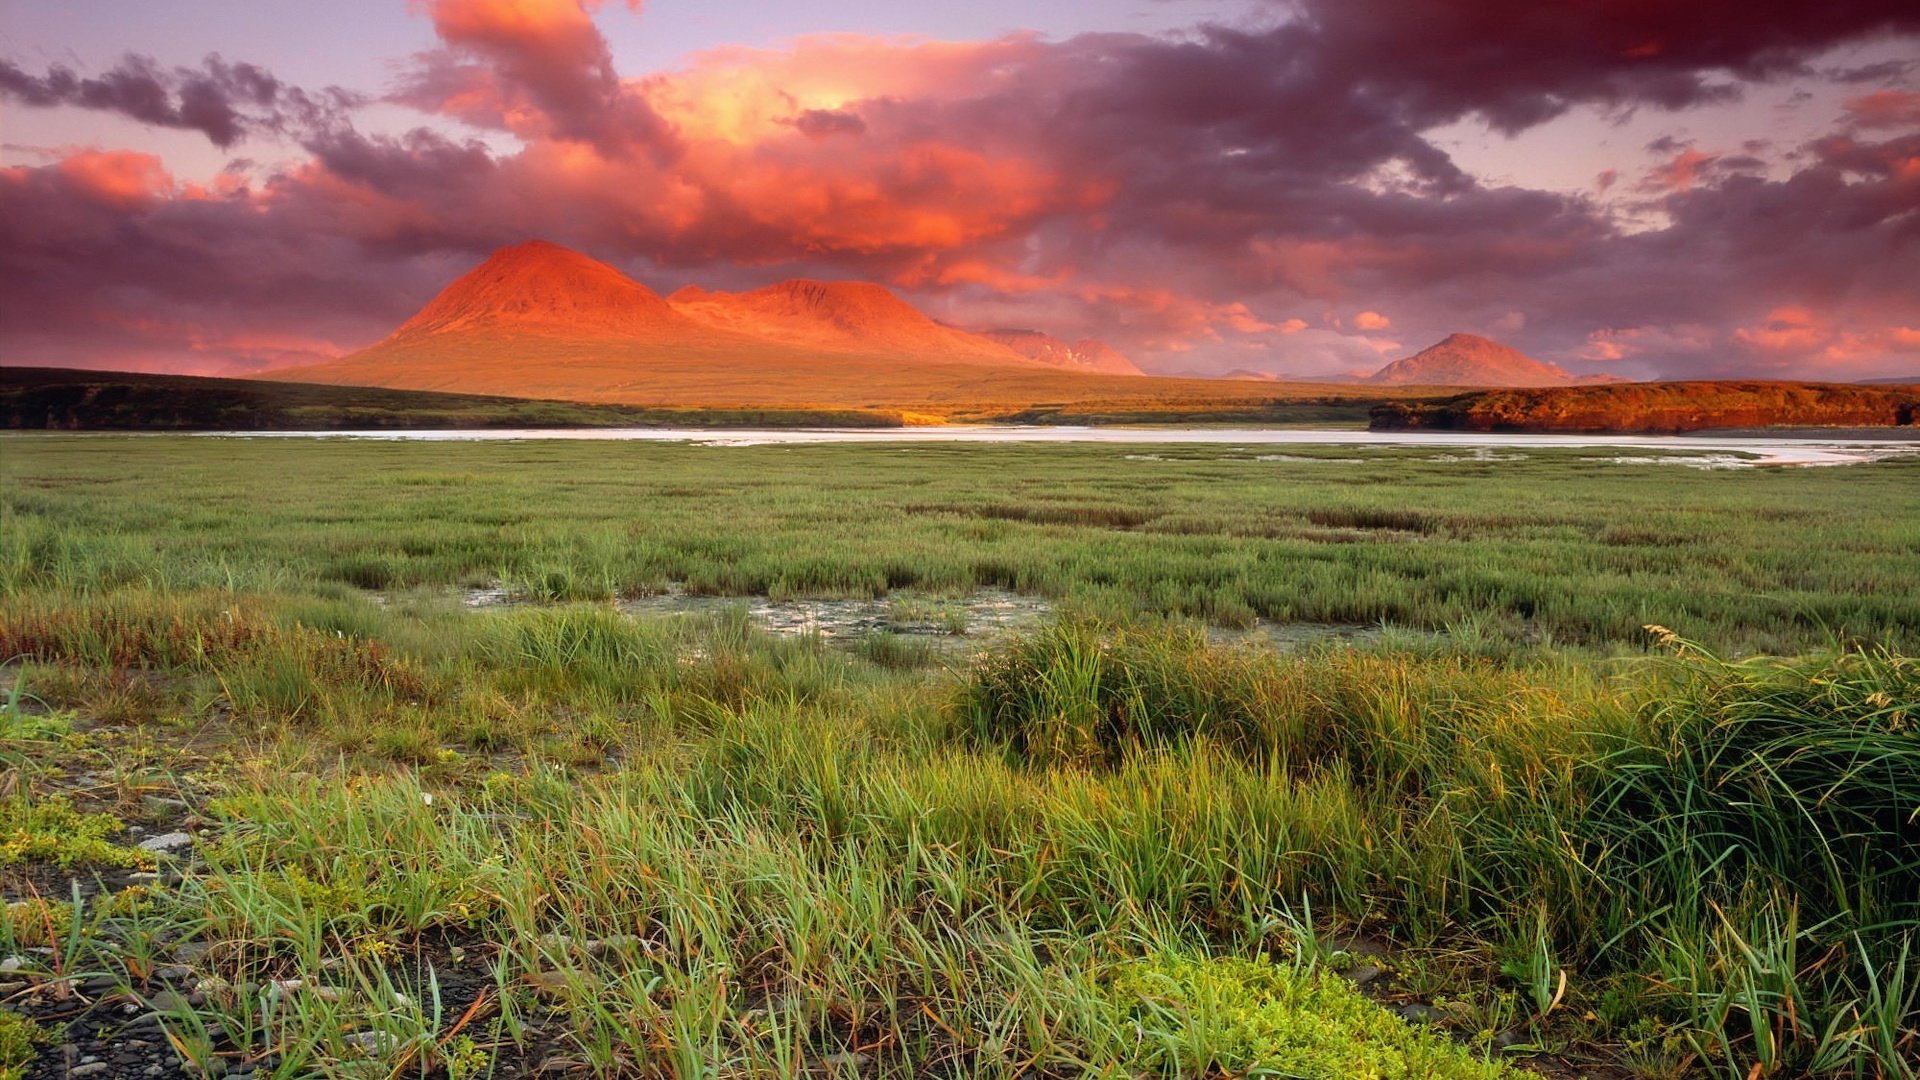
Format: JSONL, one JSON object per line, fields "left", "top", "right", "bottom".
{"left": 204, "top": 425, "right": 1920, "bottom": 467}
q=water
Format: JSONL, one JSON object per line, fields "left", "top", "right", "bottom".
{"left": 203, "top": 425, "right": 1920, "bottom": 467}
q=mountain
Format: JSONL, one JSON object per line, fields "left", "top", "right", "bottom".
{"left": 975, "top": 329, "right": 1144, "bottom": 375}
{"left": 1369, "top": 333, "right": 1605, "bottom": 387}
{"left": 262, "top": 240, "right": 1404, "bottom": 412}
{"left": 387, "top": 240, "right": 703, "bottom": 340}
{"left": 265, "top": 242, "right": 1074, "bottom": 402}
{"left": 668, "top": 280, "right": 1040, "bottom": 366}
{"left": 1370, "top": 381, "right": 1920, "bottom": 433}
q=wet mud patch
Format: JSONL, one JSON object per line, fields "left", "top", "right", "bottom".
{"left": 1210, "top": 621, "right": 1386, "bottom": 650}
{"left": 447, "top": 585, "right": 1058, "bottom": 654}
{"left": 617, "top": 588, "right": 1052, "bottom": 646}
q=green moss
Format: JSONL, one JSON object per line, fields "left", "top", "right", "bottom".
{"left": 1106, "top": 954, "right": 1520, "bottom": 1080}
{"left": 0, "top": 1008, "right": 50, "bottom": 1080}
{"left": 0, "top": 796, "right": 151, "bottom": 870}
{"left": 4, "top": 897, "right": 72, "bottom": 947}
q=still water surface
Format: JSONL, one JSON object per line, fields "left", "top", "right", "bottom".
{"left": 206, "top": 425, "right": 1920, "bottom": 467}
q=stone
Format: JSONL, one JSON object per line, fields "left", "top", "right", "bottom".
{"left": 1395, "top": 1002, "right": 1443, "bottom": 1024}
{"left": 342, "top": 1030, "right": 396, "bottom": 1055}
{"left": 1344, "top": 963, "right": 1384, "bottom": 986}
{"left": 137, "top": 831, "right": 193, "bottom": 854}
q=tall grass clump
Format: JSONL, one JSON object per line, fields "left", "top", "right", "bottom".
{"left": 1575, "top": 637, "right": 1919, "bottom": 1077}
{"left": 953, "top": 621, "right": 1919, "bottom": 1075}
{"left": 953, "top": 618, "right": 1597, "bottom": 788}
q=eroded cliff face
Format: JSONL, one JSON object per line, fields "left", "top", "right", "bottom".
{"left": 1371, "top": 381, "right": 1920, "bottom": 433}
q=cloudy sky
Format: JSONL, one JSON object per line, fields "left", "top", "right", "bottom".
{"left": 3, "top": 0, "right": 1917, "bottom": 380}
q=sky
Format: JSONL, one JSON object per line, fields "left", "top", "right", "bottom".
{"left": 2, "top": 0, "right": 1918, "bottom": 381}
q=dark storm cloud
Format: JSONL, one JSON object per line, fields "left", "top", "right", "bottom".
{"left": 0, "top": 53, "right": 362, "bottom": 148}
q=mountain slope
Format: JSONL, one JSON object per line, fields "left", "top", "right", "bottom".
{"left": 1369, "top": 333, "right": 1590, "bottom": 387}
{"left": 668, "top": 280, "right": 1047, "bottom": 366}
{"left": 387, "top": 240, "right": 702, "bottom": 340}
{"left": 976, "top": 329, "right": 1144, "bottom": 375}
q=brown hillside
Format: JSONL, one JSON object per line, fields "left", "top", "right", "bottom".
{"left": 1370, "top": 381, "right": 1920, "bottom": 433}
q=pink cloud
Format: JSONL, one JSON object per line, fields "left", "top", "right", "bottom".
{"left": 1844, "top": 89, "right": 1920, "bottom": 130}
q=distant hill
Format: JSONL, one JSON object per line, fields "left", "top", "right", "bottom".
{"left": 1370, "top": 381, "right": 1920, "bottom": 433}
{"left": 1369, "top": 333, "right": 1613, "bottom": 387}
{"left": 975, "top": 329, "right": 1144, "bottom": 375}
{"left": 0, "top": 366, "right": 897, "bottom": 430}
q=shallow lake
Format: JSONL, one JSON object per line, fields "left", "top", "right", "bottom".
{"left": 205, "top": 425, "right": 1920, "bottom": 467}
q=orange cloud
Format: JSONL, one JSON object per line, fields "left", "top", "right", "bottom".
{"left": 54, "top": 150, "right": 174, "bottom": 208}
{"left": 1732, "top": 307, "right": 1920, "bottom": 371}
{"left": 641, "top": 34, "right": 1041, "bottom": 145}
{"left": 1733, "top": 305, "right": 1825, "bottom": 354}
{"left": 1353, "top": 310, "right": 1391, "bottom": 330}
{"left": 1643, "top": 146, "right": 1717, "bottom": 192}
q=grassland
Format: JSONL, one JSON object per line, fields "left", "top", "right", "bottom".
{"left": 0, "top": 435, "right": 1915, "bottom": 1079}
{"left": 2, "top": 366, "right": 1414, "bottom": 431}
{"left": 1, "top": 367, "right": 905, "bottom": 431}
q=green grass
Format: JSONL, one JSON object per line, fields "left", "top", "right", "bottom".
{"left": 0, "top": 434, "right": 1914, "bottom": 1077}
{"left": 4, "top": 435, "right": 1917, "bottom": 652}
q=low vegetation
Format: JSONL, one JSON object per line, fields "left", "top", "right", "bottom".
{"left": 0, "top": 367, "right": 905, "bottom": 431}
{"left": 0, "top": 435, "right": 1915, "bottom": 1078}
